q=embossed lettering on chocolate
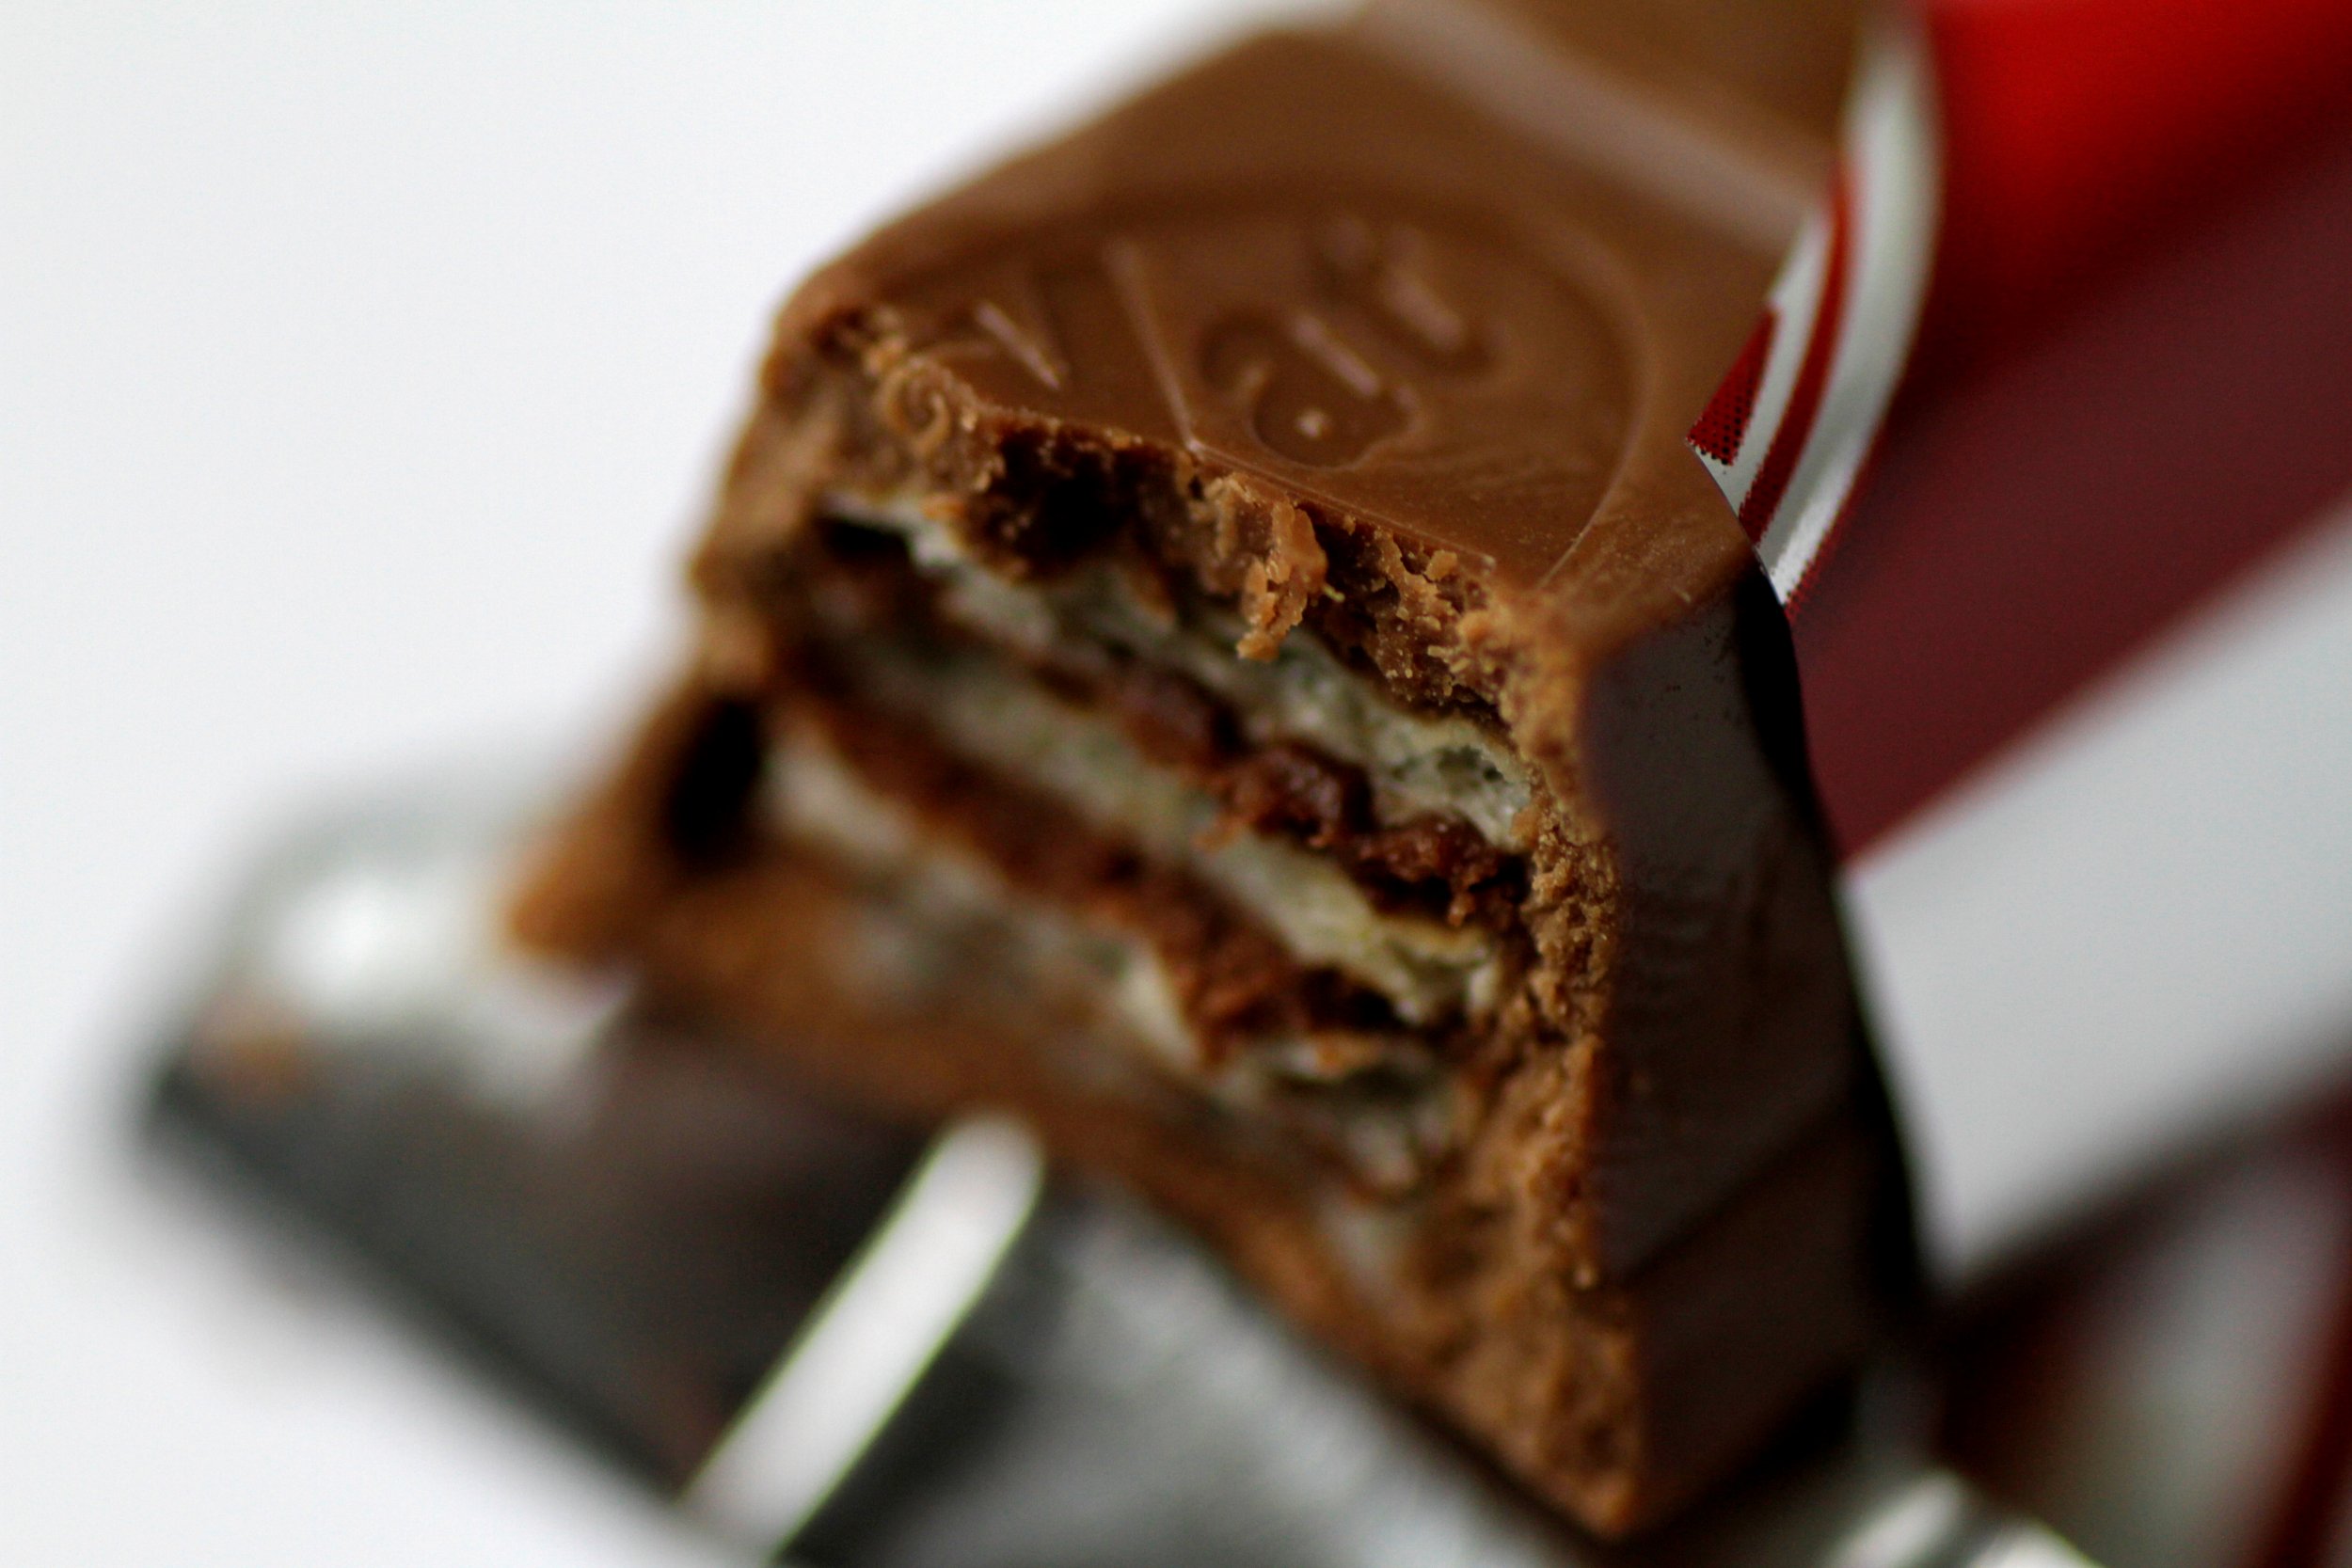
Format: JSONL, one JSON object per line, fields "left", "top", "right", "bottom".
{"left": 513, "top": 0, "right": 1904, "bottom": 1537}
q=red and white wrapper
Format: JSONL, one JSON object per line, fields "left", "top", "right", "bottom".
{"left": 1713, "top": 0, "right": 2352, "bottom": 1278}
{"left": 1688, "top": 21, "right": 1939, "bottom": 607}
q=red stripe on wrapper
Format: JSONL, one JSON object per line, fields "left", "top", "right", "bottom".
{"left": 1689, "top": 313, "right": 1775, "bottom": 467}
{"left": 1786, "top": 0, "right": 2352, "bottom": 856}
{"left": 1925, "top": 0, "right": 2352, "bottom": 356}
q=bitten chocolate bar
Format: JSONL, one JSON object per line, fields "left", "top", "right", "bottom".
{"left": 512, "top": 0, "right": 1906, "bottom": 1536}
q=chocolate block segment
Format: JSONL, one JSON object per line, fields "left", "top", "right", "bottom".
{"left": 516, "top": 0, "right": 1890, "bottom": 1538}
{"left": 872, "top": 204, "right": 1635, "bottom": 589}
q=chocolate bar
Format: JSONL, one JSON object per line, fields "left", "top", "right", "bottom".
{"left": 513, "top": 0, "right": 1906, "bottom": 1535}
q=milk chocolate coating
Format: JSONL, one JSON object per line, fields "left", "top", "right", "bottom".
{"left": 516, "top": 0, "right": 1899, "bottom": 1538}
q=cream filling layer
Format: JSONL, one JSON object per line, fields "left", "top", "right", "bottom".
{"left": 832, "top": 635, "right": 1503, "bottom": 1029}
{"left": 823, "top": 492, "right": 1535, "bottom": 848}
{"left": 766, "top": 721, "right": 1458, "bottom": 1196}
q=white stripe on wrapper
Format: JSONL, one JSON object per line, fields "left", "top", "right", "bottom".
{"left": 1691, "top": 23, "right": 1941, "bottom": 609}
{"left": 681, "top": 1117, "right": 1045, "bottom": 1555}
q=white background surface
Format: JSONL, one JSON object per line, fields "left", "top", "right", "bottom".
{"left": 1, "top": 4, "right": 1274, "bottom": 1561}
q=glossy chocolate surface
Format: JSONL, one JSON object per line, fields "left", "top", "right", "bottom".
{"left": 782, "top": 7, "right": 1850, "bottom": 614}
